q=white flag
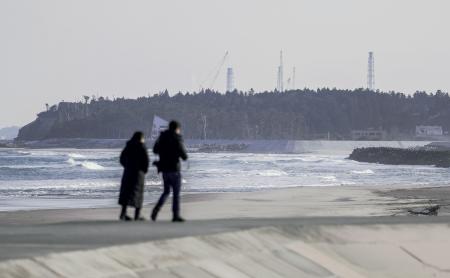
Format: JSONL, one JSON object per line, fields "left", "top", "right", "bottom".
{"left": 151, "top": 115, "right": 168, "bottom": 140}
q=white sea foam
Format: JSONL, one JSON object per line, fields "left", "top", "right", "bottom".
{"left": 147, "top": 180, "right": 162, "bottom": 186}
{"left": 68, "top": 153, "right": 85, "bottom": 159}
{"left": 340, "top": 181, "right": 357, "bottom": 185}
{"left": 28, "top": 150, "right": 59, "bottom": 157}
{"left": 0, "top": 164, "right": 63, "bottom": 169}
{"left": 67, "top": 158, "right": 104, "bottom": 170}
{"left": 81, "top": 161, "right": 105, "bottom": 170}
{"left": 0, "top": 179, "right": 117, "bottom": 190}
{"left": 257, "top": 170, "right": 287, "bottom": 177}
{"left": 146, "top": 179, "right": 187, "bottom": 186}
{"left": 321, "top": 175, "right": 337, "bottom": 182}
{"left": 298, "top": 156, "right": 323, "bottom": 162}
{"left": 351, "top": 169, "right": 375, "bottom": 175}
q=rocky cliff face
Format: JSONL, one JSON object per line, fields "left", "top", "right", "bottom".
{"left": 16, "top": 98, "right": 151, "bottom": 141}
{"left": 17, "top": 111, "right": 57, "bottom": 140}
{"left": 17, "top": 102, "right": 89, "bottom": 140}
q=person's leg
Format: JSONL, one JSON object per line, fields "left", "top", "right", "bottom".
{"left": 172, "top": 172, "right": 184, "bottom": 222}
{"left": 120, "top": 205, "right": 132, "bottom": 221}
{"left": 134, "top": 207, "right": 144, "bottom": 221}
{"left": 151, "top": 173, "right": 171, "bottom": 221}
{"left": 120, "top": 205, "right": 127, "bottom": 218}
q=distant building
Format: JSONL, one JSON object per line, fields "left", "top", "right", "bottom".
{"left": 351, "top": 128, "right": 386, "bottom": 141}
{"left": 415, "top": 125, "right": 443, "bottom": 137}
{"left": 226, "top": 67, "right": 234, "bottom": 92}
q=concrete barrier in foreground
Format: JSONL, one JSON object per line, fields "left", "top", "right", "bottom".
{"left": 1, "top": 224, "right": 449, "bottom": 278}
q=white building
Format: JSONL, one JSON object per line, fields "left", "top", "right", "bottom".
{"left": 351, "top": 128, "right": 386, "bottom": 141}
{"left": 415, "top": 125, "right": 443, "bottom": 137}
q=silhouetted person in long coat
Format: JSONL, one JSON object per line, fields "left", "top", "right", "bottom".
{"left": 151, "top": 121, "right": 188, "bottom": 222}
{"left": 119, "top": 131, "right": 149, "bottom": 221}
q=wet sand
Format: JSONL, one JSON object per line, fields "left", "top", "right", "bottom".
{"left": 2, "top": 185, "right": 449, "bottom": 227}
{"left": 0, "top": 186, "right": 413, "bottom": 225}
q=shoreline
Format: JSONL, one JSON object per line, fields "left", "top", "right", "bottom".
{"left": 1, "top": 184, "right": 449, "bottom": 226}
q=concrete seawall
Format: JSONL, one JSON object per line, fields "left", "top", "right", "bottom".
{"left": 17, "top": 139, "right": 430, "bottom": 153}
{"left": 1, "top": 223, "right": 449, "bottom": 278}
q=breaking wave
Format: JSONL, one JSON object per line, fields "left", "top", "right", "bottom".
{"left": 67, "top": 158, "right": 105, "bottom": 170}
{"left": 67, "top": 153, "right": 86, "bottom": 159}
{"left": 351, "top": 169, "right": 375, "bottom": 175}
{"left": 257, "top": 170, "right": 288, "bottom": 177}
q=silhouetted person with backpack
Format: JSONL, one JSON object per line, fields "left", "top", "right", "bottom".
{"left": 151, "top": 121, "right": 188, "bottom": 222}
{"left": 119, "top": 131, "right": 149, "bottom": 221}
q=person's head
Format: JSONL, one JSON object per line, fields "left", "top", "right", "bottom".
{"left": 130, "top": 131, "right": 145, "bottom": 143}
{"left": 169, "top": 120, "right": 181, "bottom": 134}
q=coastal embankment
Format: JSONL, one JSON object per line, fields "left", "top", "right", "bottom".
{"left": 16, "top": 139, "right": 429, "bottom": 153}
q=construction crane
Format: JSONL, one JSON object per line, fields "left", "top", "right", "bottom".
{"left": 199, "top": 51, "right": 229, "bottom": 91}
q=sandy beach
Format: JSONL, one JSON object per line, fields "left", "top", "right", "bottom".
{"left": 1, "top": 185, "right": 450, "bottom": 277}
{"left": 1, "top": 185, "right": 449, "bottom": 226}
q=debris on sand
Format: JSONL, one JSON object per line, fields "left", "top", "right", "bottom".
{"left": 407, "top": 205, "right": 440, "bottom": 216}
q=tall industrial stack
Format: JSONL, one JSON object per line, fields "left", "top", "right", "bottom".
{"left": 277, "top": 51, "right": 284, "bottom": 92}
{"left": 367, "top": 51, "right": 375, "bottom": 90}
{"left": 292, "top": 67, "right": 296, "bottom": 89}
{"left": 226, "top": 67, "right": 234, "bottom": 92}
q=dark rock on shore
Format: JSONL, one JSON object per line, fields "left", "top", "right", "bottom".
{"left": 349, "top": 147, "right": 450, "bottom": 167}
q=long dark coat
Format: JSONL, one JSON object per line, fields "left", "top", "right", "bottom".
{"left": 118, "top": 140, "right": 149, "bottom": 208}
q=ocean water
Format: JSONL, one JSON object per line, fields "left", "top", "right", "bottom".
{"left": 1, "top": 142, "right": 450, "bottom": 211}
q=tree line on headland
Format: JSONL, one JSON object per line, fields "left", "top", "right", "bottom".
{"left": 16, "top": 88, "right": 450, "bottom": 141}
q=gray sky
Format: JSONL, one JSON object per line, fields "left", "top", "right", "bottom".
{"left": 1, "top": 0, "right": 449, "bottom": 127}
